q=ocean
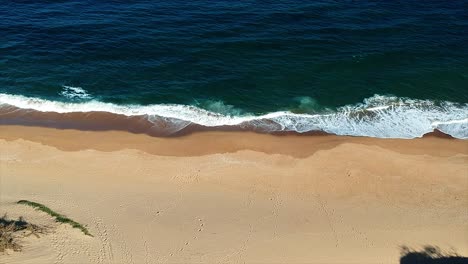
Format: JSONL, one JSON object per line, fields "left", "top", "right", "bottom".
{"left": 1, "top": 0, "right": 467, "bottom": 138}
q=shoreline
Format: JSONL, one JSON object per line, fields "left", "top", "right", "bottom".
{"left": 1, "top": 125, "right": 467, "bottom": 263}
{"left": 0, "top": 125, "right": 466, "bottom": 158}
{"left": 1, "top": 94, "right": 467, "bottom": 139}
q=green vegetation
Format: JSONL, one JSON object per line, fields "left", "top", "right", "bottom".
{"left": 17, "top": 200, "right": 92, "bottom": 237}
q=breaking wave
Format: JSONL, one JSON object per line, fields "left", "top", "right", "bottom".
{"left": 60, "top": 86, "right": 92, "bottom": 100}
{"left": 0, "top": 93, "right": 467, "bottom": 139}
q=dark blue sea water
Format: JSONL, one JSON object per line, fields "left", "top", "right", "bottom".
{"left": 1, "top": 1, "right": 467, "bottom": 138}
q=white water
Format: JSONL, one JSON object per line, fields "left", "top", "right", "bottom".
{"left": 0, "top": 93, "right": 467, "bottom": 139}
{"left": 60, "top": 86, "right": 92, "bottom": 100}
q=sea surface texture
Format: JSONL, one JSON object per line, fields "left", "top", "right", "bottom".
{"left": 1, "top": 1, "right": 467, "bottom": 138}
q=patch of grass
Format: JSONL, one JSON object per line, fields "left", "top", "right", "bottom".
{"left": 0, "top": 214, "right": 46, "bottom": 252}
{"left": 17, "top": 200, "right": 92, "bottom": 237}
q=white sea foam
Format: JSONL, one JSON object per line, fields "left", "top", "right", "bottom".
{"left": 0, "top": 93, "right": 467, "bottom": 139}
{"left": 60, "top": 86, "right": 92, "bottom": 100}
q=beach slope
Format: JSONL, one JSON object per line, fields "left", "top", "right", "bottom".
{"left": 1, "top": 126, "right": 467, "bottom": 263}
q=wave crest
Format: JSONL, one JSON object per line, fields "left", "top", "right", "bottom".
{"left": 0, "top": 93, "right": 467, "bottom": 139}
{"left": 60, "top": 86, "right": 92, "bottom": 100}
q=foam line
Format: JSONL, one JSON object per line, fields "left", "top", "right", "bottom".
{"left": 0, "top": 93, "right": 467, "bottom": 139}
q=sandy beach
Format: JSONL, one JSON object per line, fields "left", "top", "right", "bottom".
{"left": 1, "top": 125, "right": 467, "bottom": 263}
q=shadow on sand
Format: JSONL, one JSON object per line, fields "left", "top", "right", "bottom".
{"left": 400, "top": 246, "right": 468, "bottom": 264}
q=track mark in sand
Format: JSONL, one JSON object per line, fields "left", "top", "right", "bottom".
{"left": 109, "top": 223, "right": 135, "bottom": 264}
{"left": 269, "top": 192, "right": 284, "bottom": 239}
{"left": 223, "top": 191, "right": 283, "bottom": 262}
{"left": 220, "top": 222, "right": 253, "bottom": 263}
{"left": 315, "top": 194, "right": 339, "bottom": 248}
{"left": 183, "top": 217, "right": 205, "bottom": 251}
{"left": 350, "top": 226, "right": 372, "bottom": 248}
{"left": 50, "top": 229, "right": 66, "bottom": 264}
{"left": 143, "top": 239, "right": 152, "bottom": 264}
{"left": 197, "top": 217, "right": 204, "bottom": 233}
{"left": 46, "top": 201, "right": 94, "bottom": 263}
{"left": 164, "top": 217, "right": 206, "bottom": 261}
{"left": 94, "top": 217, "right": 114, "bottom": 264}
{"left": 221, "top": 188, "right": 258, "bottom": 263}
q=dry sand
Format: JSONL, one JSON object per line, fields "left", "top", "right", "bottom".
{"left": 1, "top": 125, "right": 467, "bottom": 263}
